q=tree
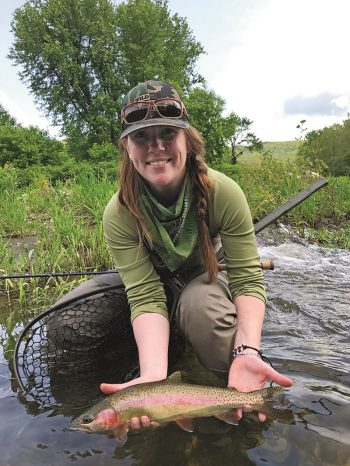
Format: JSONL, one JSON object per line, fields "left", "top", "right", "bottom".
{"left": 184, "top": 88, "right": 263, "bottom": 164}
{"left": 9, "top": 0, "right": 123, "bottom": 145}
{"left": 298, "top": 117, "right": 350, "bottom": 176}
{"left": 0, "top": 104, "right": 17, "bottom": 126}
{"left": 115, "top": 0, "right": 204, "bottom": 90}
{"left": 0, "top": 124, "right": 66, "bottom": 168}
{"left": 223, "top": 113, "right": 263, "bottom": 164}
{"left": 184, "top": 88, "right": 227, "bottom": 163}
{"left": 9, "top": 0, "right": 204, "bottom": 148}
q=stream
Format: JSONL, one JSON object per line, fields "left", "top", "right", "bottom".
{"left": 0, "top": 227, "right": 349, "bottom": 465}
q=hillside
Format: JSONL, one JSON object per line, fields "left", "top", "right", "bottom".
{"left": 262, "top": 140, "right": 301, "bottom": 159}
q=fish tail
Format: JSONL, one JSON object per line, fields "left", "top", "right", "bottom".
{"left": 253, "top": 386, "right": 294, "bottom": 422}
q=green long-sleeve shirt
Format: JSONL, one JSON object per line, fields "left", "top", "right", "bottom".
{"left": 103, "top": 168, "right": 265, "bottom": 322}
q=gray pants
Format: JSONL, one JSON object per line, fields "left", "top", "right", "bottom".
{"left": 53, "top": 270, "right": 237, "bottom": 378}
{"left": 176, "top": 271, "right": 237, "bottom": 378}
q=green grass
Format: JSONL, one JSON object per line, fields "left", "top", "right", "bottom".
{"left": 1, "top": 156, "right": 349, "bottom": 301}
{"left": 0, "top": 173, "right": 117, "bottom": 302}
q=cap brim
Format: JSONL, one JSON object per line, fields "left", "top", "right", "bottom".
{"left": 120, "top": 118, "right": 189, "bottom": 139}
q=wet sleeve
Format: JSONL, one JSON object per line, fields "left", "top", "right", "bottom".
{"left": 103, "top": 194, "right": 168, "bottom": 322}
{"left": 210, "top": 171, "right": 266, "bottom": 303}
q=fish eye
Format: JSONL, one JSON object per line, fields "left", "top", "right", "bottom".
{"left": 82, "top": 414, "right": 94, "bottom": 424}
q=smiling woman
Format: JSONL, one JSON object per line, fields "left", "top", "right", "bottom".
{"left": 52, "top": 79, "right": 292, "bottom": 432}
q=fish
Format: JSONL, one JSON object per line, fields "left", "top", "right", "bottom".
{"left": 71, "top": 372, "right": 285, "bottom": 444}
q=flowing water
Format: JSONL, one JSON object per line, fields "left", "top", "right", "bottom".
{"left": 0, "top": 228, "right": 349, "bottom": 466}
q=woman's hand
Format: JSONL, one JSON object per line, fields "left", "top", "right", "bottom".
{"left": 228, "top": 355, "right": 293, "bottom": 422}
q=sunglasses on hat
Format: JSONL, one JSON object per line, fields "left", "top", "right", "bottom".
{"left": 121, "top": 98, "right": 188, "bottom": 125}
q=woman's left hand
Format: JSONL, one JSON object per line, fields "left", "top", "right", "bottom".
{"left": 227, "top": 355, "right": 293, "bottom": 422}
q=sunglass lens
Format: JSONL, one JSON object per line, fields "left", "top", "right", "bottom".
{"left": 156, "top": 99, "right": 182, "bottom": 118}
{"left": 124, "top": 102, "right": 149, "bottom": 123}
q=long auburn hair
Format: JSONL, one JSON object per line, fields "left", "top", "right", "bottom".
{"left": 118, "top": 125, "right": 218, "bottom": 282}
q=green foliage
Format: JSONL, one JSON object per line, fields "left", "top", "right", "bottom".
{"left": 0, "top": 159, "right": 119, "bottom": 188}
{"left": 9, "top": 0, "right": 204, "bottom": 146}
{"left": 0, "top": 104, "right": 17, "bottom": 126}
{"left": 210, "top": 162, "right": 244, "bottom": 180}
{"left": 115, "top": 0, "right": 204, "bottom": 89}
{"left": 1, "top": 159, "right": 349, "bottom": 299}
{"left": 184, "top": 88, "right": 262, "bottom": 164}
{"left": 0, "top": 123, "right": 67, "bottom": 168}
{"left": 87, "top": 141, "right": 119, "bottom": 162}
{"left": 298, "top": 117, "right": 350, "bottom": 176}
{"left": 9, "top": 0, "right": 122, "bottom": 144}
{"left": 0, "top": 104, "right": 119, "bottom": 177}
{"left": 261, "top": 140, "right": 300, "bottom": 160}
{"left": 1, "top": 173, "right": 117, "bottom": 298}
{"left": 184, "top": 88, "right": 226, "bottom": 163}
{"left": 222, "top": 154, "right": 350, "bottom": 236}
{"left": 222, "top": 112, "right": 263, "bottom": 164}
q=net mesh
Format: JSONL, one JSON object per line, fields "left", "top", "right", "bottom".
{"left": 14, "top": 284, "right": 185, "bottom": 408}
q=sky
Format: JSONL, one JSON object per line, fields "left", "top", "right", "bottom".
{"left": 1, "top": 0, "right": 350, "bottom": 142}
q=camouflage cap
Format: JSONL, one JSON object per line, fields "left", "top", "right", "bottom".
{"left": 120, "top": 80, "right": 189, "bottom": 138}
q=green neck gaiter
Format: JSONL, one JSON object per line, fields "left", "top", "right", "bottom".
{"left": 139, "top": 174, "right": 198, "bottom": 272}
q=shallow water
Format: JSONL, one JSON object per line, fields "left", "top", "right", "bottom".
{"left": 1, "top": 229, "right": 349, "bottom": 466}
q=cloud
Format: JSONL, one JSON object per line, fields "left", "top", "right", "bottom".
{"left": 283, "top": 92, "right": 350, "bottom": 117}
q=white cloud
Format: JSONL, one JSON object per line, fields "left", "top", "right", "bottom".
{"left": 205, "top": 0, "right": 350, "bottom": 140}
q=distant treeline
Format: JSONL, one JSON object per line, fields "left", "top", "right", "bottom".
{"left": 262, "top": 141, "right": 300, "bottom": 159}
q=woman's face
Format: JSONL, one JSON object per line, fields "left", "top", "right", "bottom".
{"left": 123, "top": 126, "right": 188, "bottom": 200}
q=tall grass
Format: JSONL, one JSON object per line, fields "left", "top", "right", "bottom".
{"left": 0, "top": 172, "right": 116, "bottom": 301}
{"left": 218, "top": 155, "right": 350, "bottom": 229}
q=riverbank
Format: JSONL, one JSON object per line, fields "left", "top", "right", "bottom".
{"left": 1, "top": 156, "right": 349, "bottom": 301}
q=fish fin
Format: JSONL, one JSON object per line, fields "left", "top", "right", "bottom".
{"left": 164, "top": 371, "right": 183, "bottom": 384}
{"left": 253, "top": 403, "right": 294, "bottom": 423}
{"left": 175, "top": 417, "right": 194, "bottom": 432}
{"left": 214, "top": 410, "right": 239, "bottom": 425}
{"left": 112, "top": 424, "right": 129, "bottom": 446}
{"left": 253, "top": 386, "right": 285, "bottom": 399}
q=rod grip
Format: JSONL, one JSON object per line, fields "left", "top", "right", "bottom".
{"left": 261, "top": 259, "right": 274, "bottom": 270}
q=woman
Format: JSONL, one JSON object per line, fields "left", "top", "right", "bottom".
{"left": 101, "top": 80, "right": 292, "bottom": 428}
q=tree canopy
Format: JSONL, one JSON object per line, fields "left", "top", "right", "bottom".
{"left": 184, "top": 88, "right": 226, "bottom": 162}
{"left": 0, "top": 103, "right": 67, "bottom": 169}
{"left": 8, "top": 0, "right": 262, "bottom": 164}
{"left": 222, "top": 113, "right": 263, "bottom": 164}
{"left": 298, "top": 117, "right": 350, "bottom": 176}
{"left": 9, "top": 0, "right": 204, "bottom": 145}
{"left": 0, "top": 104, "right": 17, "bottom": 126}
{"left": 0, "top": 123, "right": 65, "bottom": 168}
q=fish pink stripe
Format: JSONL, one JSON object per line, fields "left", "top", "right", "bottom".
{"left": 118, "top": 393, "right": 220, "bottom": 410}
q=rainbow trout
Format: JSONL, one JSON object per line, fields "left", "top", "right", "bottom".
{"left": 71, "top": 372, "right": 284, "bottom": 443}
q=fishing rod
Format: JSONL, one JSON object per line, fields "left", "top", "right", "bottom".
{"left": 1, "top": 177, "right": 328, "bottom": 280}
